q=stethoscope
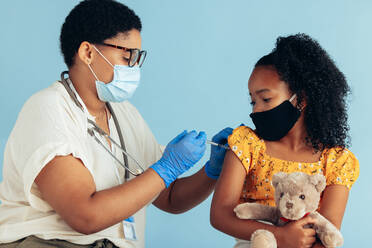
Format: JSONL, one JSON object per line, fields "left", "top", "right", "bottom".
{"left": 59, "top": 71, "right": 145, "bottom": 180}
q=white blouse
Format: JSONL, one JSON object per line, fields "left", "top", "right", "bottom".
{"left": 0, "top": 80, "right": 163, "bottom": 248}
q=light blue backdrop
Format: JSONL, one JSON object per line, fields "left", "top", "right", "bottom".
{"left": 0, "top": 0, "right": 371, "bottom": 247}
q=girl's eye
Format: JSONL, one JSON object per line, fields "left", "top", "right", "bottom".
{"left": 123, "top": 57, "right": 130, "bottom": 62}
{"left": 263, "top": 98, "right": 271, "bottom": 103}
{"left": 299, "top": 194, "right": 305, "bottom": 200}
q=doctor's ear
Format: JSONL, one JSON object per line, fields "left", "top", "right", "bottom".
{"left": 77, "top": 41, "right": 95, "bottom": 65}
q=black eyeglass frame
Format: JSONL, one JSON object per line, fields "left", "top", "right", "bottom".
{"left": 101, "top": 43, "right": 147, "bottom": 67}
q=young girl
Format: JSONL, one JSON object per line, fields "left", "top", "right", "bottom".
{"left": 210, "top": 34, "right": 359, "bottom": 248}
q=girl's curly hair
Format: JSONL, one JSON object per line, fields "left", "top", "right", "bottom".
{"left": 256, "top": 33, "right": 350, "bottom": 151}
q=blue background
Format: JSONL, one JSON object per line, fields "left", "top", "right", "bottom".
{"left": 0, "top": 0, "right": 371, "bottom": 247}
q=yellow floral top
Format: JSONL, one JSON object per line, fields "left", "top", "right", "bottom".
{"left": 228, "top": 126, "right": 360, "bottom": 207}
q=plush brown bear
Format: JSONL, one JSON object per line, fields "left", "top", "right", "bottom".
{"left": 234, "top": 172, "right": 343, "bottom": 248}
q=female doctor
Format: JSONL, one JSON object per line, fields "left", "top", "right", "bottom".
{"left": 0, "top": 0, "right": 232, "bottom": 247}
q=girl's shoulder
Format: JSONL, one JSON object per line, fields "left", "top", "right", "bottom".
{"left": 323, "top": 147, "right": 359, "bottom": 165}
{"left": 322, "top": 147, "right": 360, "bottom": 189}
{"left": 227, "top": 126, "right": 264, "bottom": 173}
{"left": 228, "top": 126, "right": 261, "bottom": 146}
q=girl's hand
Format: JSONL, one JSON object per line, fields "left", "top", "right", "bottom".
{"left": 274, "top": 215, "right": 317, "bottom": 248}
{"left": 311, "top": 242, "right": 325, "bottom": 248}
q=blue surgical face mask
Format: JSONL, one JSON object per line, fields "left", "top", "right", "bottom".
{"left": 88, "top": 45, "right": 141, "bottom": 102}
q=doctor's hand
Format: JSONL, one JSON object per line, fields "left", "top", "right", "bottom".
{"left": 205, "top": 127, "right": 233, "bottom": 179}
{"left": 150, "top": 130, "right": 206, "bottom": 187}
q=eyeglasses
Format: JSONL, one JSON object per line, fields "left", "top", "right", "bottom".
{"left": 101, "top": 43, "right": 147, "bottom": 67}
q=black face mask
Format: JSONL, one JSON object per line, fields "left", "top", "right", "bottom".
{"left": 249, "top": 95, "right": 301, "bottom": 141}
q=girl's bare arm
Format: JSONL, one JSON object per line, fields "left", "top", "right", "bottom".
{"left": 210, "top": 150, "right": 316, "bottom": 248}
{"left": 311, "top": 184, "right": 350, "bottom": 248}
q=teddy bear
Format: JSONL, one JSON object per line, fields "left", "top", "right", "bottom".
{"left": 234, "top": 172, "right": 343, "bottom": 248}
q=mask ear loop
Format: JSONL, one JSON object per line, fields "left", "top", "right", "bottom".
{"left": 289, "top": 94, "right": 305, "bottom": 112}
{"left": 89, "top": 45, "right": 116, "bottom": 83}
{"left": 93, "top": 45, "right": 115, "bottom": 68}
{"left": 87, "top": 63, "right": 100, "bottom": 81}
{"left": 289, "top": 94, "right": 297, "bottom": 102}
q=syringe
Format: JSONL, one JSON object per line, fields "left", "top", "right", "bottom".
{"left": 206, "top": 140, "right": 230, "bottom": 150}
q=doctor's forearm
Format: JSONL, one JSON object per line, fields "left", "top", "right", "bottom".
{"left": 82, "top": 169, "right": 165, "bottom": 234}
{"left": 36, "top": 156, "right": 166, "bottom": 236}
{"left": 153, "top": 166, "right": 216, "bottom": 214}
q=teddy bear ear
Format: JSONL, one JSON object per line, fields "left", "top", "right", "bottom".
{"left": 309, "top": 174, "right": 326, "bottom": 192}
{"left": 272, "top": 172, "right": 287, "bottom": 188}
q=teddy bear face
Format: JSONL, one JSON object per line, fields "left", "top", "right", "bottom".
{"left": 272, "top": 172, "right": 326, "bottom": 220}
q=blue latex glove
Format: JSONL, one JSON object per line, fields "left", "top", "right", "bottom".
{"left": 151, "top": 130, "right": 207, "bottom": 187}
{"left": 205, "top": 127, "right": 234, "bottom": 179}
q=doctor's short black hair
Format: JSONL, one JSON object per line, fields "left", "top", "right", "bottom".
{"left": 60, "top": 0, "right": 142, "bottom": 67}
{"left": 255, "top": 33, "right": 351, "bottom": 151}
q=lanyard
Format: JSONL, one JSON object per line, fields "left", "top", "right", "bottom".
{"left": 59, "top": 71, "right": 144, "bottom": 179}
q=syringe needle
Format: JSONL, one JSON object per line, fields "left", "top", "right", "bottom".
{"left": 206, "top": 140, "right": 230, "bottom": 150}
